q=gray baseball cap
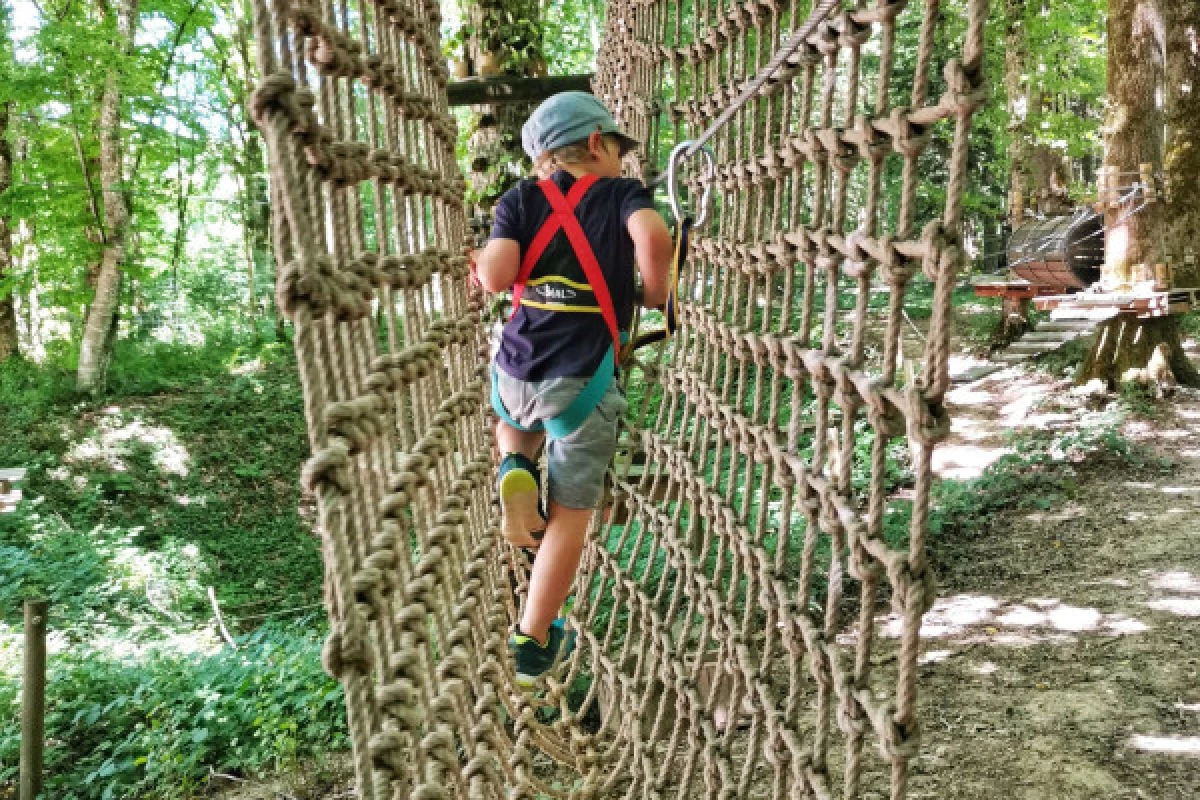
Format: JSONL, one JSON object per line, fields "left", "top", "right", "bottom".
{"left": 521, "top": 92, "right": 640, "bottom": 161}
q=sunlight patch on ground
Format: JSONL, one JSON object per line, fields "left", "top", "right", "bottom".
{"left": 932, "top": 443, "right": 1010, "bottom": 480}
{"left": 1150, "top": 571, "right": 1200, "bottom": 593}
{"left": 919, "top": 649, "right": 955, "bottom": 665}
{"left": 1024, "top": 504, "right": 1087, "bottom": 524}
{"left": 1146, "top": 596, "right": 1200, "bottom": 617}
{"left": 67, "top": 413, "right": 191, "bottom": 476}
{"left": 229, "top": 356, "right": 266, "bottom": 376}
{"left": 881, "top": 593, "right": 1149, "bottom": 642}
{"left": 1144, "top": 570, "right": 1200, "bottom": 616}
{"left": 1128, "top": 734, "right": 1200, "bottom": 757}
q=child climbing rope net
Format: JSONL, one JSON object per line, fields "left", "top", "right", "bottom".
{"left": 470, "top": 92, "right": 675, "bottom": 685}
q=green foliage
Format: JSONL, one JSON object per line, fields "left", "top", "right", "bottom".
{"left": 1117, "top": 380, "right": 1162, "bottom": 418}
{"left": 1031, "top": 334, "right": 1089, "bottom": 376}
{"left": 0, "top": 336, "right": 320, "bottom": 628}
{"left": 0, "top": 621, "right": 345, "bottom": 798}
{"left": 929, "top": 419, "right": 1158, "bottom": 539}
{"left": 0, "top": 335, "right": 334, "bottom": 795}
{"left": 1, "top": 0, "right": 276, "bottom": 364}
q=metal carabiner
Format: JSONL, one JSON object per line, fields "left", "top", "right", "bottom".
{"left": 666, "top": 141, "right": 716, "bottom": 228}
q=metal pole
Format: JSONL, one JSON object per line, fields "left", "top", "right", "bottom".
{"left": 20, "top": 599, "right": 48, "bottom": 800}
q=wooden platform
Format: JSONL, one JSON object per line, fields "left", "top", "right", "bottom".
{"left": 973, "top": 280, "right": 1069, "bottom": 300}
{"left": 1033, "top": 288, "right": 1197, "bottom": 319}
{"left": 0, "top": 468, "right": 27, "bottom": 514}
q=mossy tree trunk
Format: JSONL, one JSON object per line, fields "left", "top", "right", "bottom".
{"left": 1078, "top": 0, "right": 1198, "bottom": 387}
{"left": 77, "top": 0, "right": 139, "bottom": 395}
{"left": 0, "top": 101, "right": 18, "bottom": 362}
{"left": 1163, "top": 0, "right": 1200, "bottom": 286}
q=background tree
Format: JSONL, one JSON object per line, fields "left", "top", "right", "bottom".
{"left": 76, "top": 0, "right": 140, "bottom": 394}
{"left": 1078, "top": 0, "right": 1199, "bottom": 386}
{"left": 0, "top": 2, "right": 16, "bottom": 361}
{"left": 1163, "top": 0, "right": 1199, "bottom": 286}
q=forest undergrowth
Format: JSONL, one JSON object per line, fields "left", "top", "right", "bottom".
{"left": 0, "top": 333, "right": 345, "bottom": 798}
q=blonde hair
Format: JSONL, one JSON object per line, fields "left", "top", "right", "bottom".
{"left": 534, "top": 134, "right": 619, "bottom": 178}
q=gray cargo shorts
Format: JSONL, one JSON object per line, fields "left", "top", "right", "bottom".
{"left": 494, "top": 370, "right": 628, "bottom": 509}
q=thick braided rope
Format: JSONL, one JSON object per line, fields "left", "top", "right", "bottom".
{"left": 588, "top": 0, "right": 987, "bottom": 797}
{"left": 250, "top": 0, "right": 985, "bottom": 795}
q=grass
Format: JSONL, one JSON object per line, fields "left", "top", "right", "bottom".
{"left": 0, "top": 335, "right": 339, "bottom": 798}
{"left": 929, "top": 416, "right": 1163, "bottom": 540}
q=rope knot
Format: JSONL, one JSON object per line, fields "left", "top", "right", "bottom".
{"left": 941, "top": 58, "right": 986, "bottom": 117}
{"left": 904, "top": 385, "right": 952, "bottom": 448}
{"left": 919, "top": 220, "right": 948, "bottom": 282}
{"left": 277, "top": 252, "right": 373, "bottom": 320}
{"left": 853, "top": 113, "right": 889, "bottom": 162}
{"left": 847, "top": 539, "right": 882, "bottom": 583}
{"left": 321, "top": 607, "right": 370, "bottom": 678}
{"left": 884, "top": 107, "right": 929, "bottom": 159}
{"left": 302, "top": 441, "right": 351, "bottom": 493}
{"left": 249, "top": 73, "right": 318, "bottom": 145}
{"left": 878, "top": 235, "right": 915, "bottom": 288}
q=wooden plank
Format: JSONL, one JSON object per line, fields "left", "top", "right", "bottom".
{"left": 1021, "top": 330, "right": 1087, "bottom": 343}
{"left": 1008, "top": 342, "right": 1061, "bottom": 355}
{"left": 950, "top": 364, "right": 1005, "bottom": 383}
{"left": 972, "top": 281, "right": 1067, "bottom": 300}
{"left": 1047, "top": 306, "right": 1121, "bottom": 321}
{"left": 447, "top": 74, "right": 594, "bottom": 107}
{"left": 1037, "top": 320, "right": 1098, "bottom": 332}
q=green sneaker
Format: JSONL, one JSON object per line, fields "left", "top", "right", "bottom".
{"left": 497, "top": 453, "right": 546, "bottom": 547}
{"left": 508, "top": 624, "right": 576, "bottom": 687}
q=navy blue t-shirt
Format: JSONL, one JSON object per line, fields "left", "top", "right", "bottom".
{"left": 491, "top": 170, "right": 655, "bottom": 381}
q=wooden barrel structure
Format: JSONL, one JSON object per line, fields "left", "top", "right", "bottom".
{"left": 1007, "top": 209, "right": 1104, "bottom": 289}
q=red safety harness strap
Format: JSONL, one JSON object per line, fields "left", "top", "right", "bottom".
{"left": 510, "top": 175, "right": 621, "bottom": 351}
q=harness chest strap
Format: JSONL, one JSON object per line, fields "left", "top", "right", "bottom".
{"left": 511, "top": 175, "right": 621, "bottom": 354}
{"left": 494, "top": 175, "right": 624, "bottom": 439}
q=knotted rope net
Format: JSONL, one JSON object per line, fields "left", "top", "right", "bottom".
{"left": 249, "top": 0, "right": 986, "bottom": 795}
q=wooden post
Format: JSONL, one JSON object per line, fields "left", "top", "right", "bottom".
{"left": 446, "top": 74, "right": 593, "bottom": 107}
{"left": 20, "top": 599, "right": 48, "bottom": 800}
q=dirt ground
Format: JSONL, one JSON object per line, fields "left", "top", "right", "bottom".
{"left": 902, "top": 363, "right": 1200, "bottom": 799}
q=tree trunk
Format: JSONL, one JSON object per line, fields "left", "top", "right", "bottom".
{"left": 1163, "top": 0, "right": 1200, "bottom": 286}
{"left": 77, "top": 0, "right": 139, "bottom": 395}
{"left": 1079, "top": 0, "right": 1198, "bottom": 387}
{"left": 996, "top": 0, "right": 1036, "bottom": 345}
{"left": 1005, "top": 0, "right": 1032, "bottom": 227}
{"left": 0, "top": 102, "right": 18, "bottom": 362}
{"left": 1102, "top": 0, "right": 1165, "bottom": 280}
{"left": 222, "top": 0, "right": 274, "bottom": 329}
{"left": 1078, "top": 316, "right": 1199, "bottom": 386}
